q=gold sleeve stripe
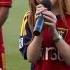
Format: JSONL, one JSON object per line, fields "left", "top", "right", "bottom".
{"left": 20, "top": 12, "right": 29, "bottom": 36}
{"left": 20, "top": 18, "right": 27, "bottom": 36}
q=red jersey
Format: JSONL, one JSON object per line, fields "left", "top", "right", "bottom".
{"left": 33, "top": 15, "right": 70, "bottom": 70}
{"left": 19, "top": 12, "right": 70, "bottom": 70}
{"left": 0, "top": 0, "right": 12, "bottom": 53}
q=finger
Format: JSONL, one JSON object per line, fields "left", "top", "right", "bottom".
{"left": 36, "top": 5, "right": 47, "bottom": 15}
{"left": 42, "top": 11, "right": 57, "bottom": 20}
{"left": 36, "top": 8, "right": 47, "bottom": 15}
{"left": 35, "top": 14, "right": 40, "bottom": 20}
{"left": 35, "top": 9, "right": 44, "bottom": 15}
{"left": 36, "top": 4, "right": 44, "bottom": 8}
{"left": 43, "top": 15, "right": 57, "bottom": 23}
{"left": 43, "top": 15, "right": 56, "bottom": 23}
{"left": 44, "top": 22, "right": 53, "bottom": 26}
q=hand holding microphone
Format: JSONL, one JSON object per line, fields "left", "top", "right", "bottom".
{"left": 33, "top": 2, "right": 57, "bottom": 36}
{"left": 33, "top": 13, "right": 44, "bottom": 36}
{"left": 33, "top": 0, "right": 52, "bottom": 36}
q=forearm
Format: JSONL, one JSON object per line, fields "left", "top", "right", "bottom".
{"left": 27, "top": 35, "right": 42, "bottom": 63}
{"left": 53, "top": 29, "right": 70, "bottom": 65}
{"left": 0, "top": 7, "right": 9, "bottom": 27}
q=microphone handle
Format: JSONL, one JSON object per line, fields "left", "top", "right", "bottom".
{"left": 33, "top": 15, "right": 44, "bottom": 36}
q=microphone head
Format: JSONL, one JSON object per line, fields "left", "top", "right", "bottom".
{"left": 41, "top": 0, "right": 52, "bottom": 11}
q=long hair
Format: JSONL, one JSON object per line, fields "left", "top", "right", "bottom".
{"left": 28, "top": 0, "right": 37, "bottom": 38}
{"left": 57, "top": 0, "right": 70, "bottom": 28}
{"left": 28, "top": 0, "right": 36, "bottom": 27}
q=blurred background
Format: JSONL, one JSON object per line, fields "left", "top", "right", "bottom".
{"left": 3, "top": 0, "right": 30, "bottom": 70}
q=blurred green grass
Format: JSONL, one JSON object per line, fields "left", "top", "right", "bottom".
{"left": 3, "top": 0, "right": 31, "bottom": 70}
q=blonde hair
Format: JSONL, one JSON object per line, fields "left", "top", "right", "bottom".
{"left": 64, "top": 0, "right": 70, "bottom": 14}
{"left": 28, "top": 0, "right": 36, "bottom": 28}
{"left": 57, "top": 0, "right": 70, "bottom": 28}
{"left": 57, "top": 0, "right": 70, "bottom": 16}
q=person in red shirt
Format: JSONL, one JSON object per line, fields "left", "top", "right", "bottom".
{"left": 19, "top": 0, "right": 70, "bottom": 70}
{"left": 0, "top": 0, "right": 12, "bottom": 70}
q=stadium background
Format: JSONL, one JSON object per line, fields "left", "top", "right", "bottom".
{"left": 3, "top": 0, "right": 30, "bottom": 70}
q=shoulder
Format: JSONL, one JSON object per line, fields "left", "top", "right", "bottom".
{"left": 0, "top": 0, "right": 12, "bottom": 7}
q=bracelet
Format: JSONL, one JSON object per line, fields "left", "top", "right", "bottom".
{"left": 53, "top": 34, "right": 63, "bottom": 43}
{"left": 53, "top": 38, "right": 60, "bottom": 43}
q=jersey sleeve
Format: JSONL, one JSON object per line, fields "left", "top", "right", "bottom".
{"left": 19, "top": 12, "right": 32, "bottom": 60}
{"left": 0, "top": 0, "right": 12, "bottom": 7}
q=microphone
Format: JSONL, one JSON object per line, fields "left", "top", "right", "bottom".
{"left": 33, "top": 14, "right": 44, "bottom": 36}
{"left": 33, "top": 0, "right": 52, "bottom": 36}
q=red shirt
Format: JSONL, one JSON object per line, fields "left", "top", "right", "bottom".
{"left": 0, "top": 0, "right": 12, "bottom": 53}
{"left": 34, "top": 15, "right": 70, "bottom": 70}
{"left": 0, "top": 0, "right": 12, "bottom": 7}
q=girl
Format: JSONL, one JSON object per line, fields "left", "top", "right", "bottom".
{"left": 19, "top": 0, "right": 70, "bottom": 70}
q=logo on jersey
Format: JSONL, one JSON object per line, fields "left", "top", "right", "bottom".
{"left": 42, "top": 47, "right": 63, "bottom": 61}
{"left": 42, "top": 27, "right": 68, "bottom": 61}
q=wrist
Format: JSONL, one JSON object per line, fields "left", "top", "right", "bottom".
{"left": 53, "top": 34, "right": 63, "bottom": 43}
{"left": 52, "top": 29, "right": 63, "bottom": 43}
{"left": 34, "top": 35, "right": 43, "bottom": 41}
